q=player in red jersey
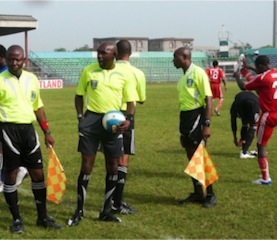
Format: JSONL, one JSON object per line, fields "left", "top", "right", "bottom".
{"left": 206, "top": 60, "right": 227, "bottom": 116}
{"left": 234, "top": 55, "right": 277, "bottom": 185}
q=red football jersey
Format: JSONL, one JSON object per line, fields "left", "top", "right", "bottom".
{"left": 206, "top": 67, "right": 225, "bottom": 84}
{"left": 245, "top": 69, "right": 277, "bottom": 112}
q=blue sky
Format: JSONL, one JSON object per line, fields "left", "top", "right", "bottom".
{"left": 0, "top": 0, "right": 274, "bottom": 51}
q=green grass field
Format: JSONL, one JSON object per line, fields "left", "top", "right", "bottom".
{"left": 1, "top": 82, "right": 277, "bottom": 239}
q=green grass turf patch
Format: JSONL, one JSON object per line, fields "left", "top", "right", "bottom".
{"left": 1, "top": 82, "right": 277, "bottom": 238}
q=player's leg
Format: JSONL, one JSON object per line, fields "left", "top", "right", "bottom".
{"left": 178, "top": 109, "right": 210, "bottom": 205}
{"left": 252, "top": 112, "right": 274, "bottom": 185}
{"left": 239, "top": 124, "right": 256, "bottom": 158}
{"left": 215, "top": 86, "right": 223, "bottom": 115}
{"left": 68, "top": 112, "right": 99, "bottom": 226}
{"left": 1, "top": 124, "right": 25, "bottom": 233}
{"left": 25, "top": 125, "right": 62, "bottom": 230}
{"left": 112, "top": 121, "right": 137, "bottom": 214}
{"left": 99, "top": 134, "right": 123, "bottom": 222}
{"left": 98, "top": 156, "right": 121, "bottom": 222}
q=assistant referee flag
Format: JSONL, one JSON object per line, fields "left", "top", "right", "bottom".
{"left": 47, "top": 147, "right": 66, "bottom": 204}
{"left": 184, "top": 140, "right": 218, "bottom": 193}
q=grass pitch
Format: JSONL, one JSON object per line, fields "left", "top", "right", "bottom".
{"left": 1, "top": 82, "right": 277, "bottom": 239}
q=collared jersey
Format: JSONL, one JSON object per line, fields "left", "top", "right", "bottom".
{"left": 116, "top": 61, "right": 146, "bottom": 111}
{"left": 206, "top": 66, "right": 225, "bottom": 84}
{"left": 245, "top": 69, "right": 277, "bottom": 112}
{"left": 76, "top": 62, "right": 137, "bottom": 113}
{"left": 0, "top": 70, "right": 43, "bottom": 123}
{"left": 0, "top": 65, "right": 8, "bottom": 73}
{"left": 177, "top": 63, "right": 212, "bottom": 111}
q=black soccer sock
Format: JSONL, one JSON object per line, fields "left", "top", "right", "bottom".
{"left": 32, "top": 181, "right": 47, "bottom": 220}
{"left": 191, "top": 178, "right": 204, "bottom": 197}
{"left": 243, "top": 127, "right": 255, "bottom": 153}
{"left": 206, "top": 184, "right": 214, "bottom": 195}
{"left": 102, "top": 174, "right": 117, "bottom": 212}
{"left": 113, "top": 166, "right": 127, "bottom": 207}
{"left": 3, "top": 184, "right": 21, "bottom": 220}
{"left": 77, "top": 171, "right": 90, "bottom": 211}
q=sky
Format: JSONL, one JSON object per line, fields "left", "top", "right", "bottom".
{"left": 0, "top": 0, "right": 274, "bottom": 51}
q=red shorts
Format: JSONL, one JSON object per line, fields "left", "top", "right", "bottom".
{"left": 210, "top": 83, "right": 223, "bottom": 99}
{"left": 257, "top": 112, "right": 277, "bottom": 145}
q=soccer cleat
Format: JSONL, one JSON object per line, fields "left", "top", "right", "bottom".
{"left": 250, "top": 150, "right": 258, "bottom": 156}
{"left": 11, "top": 218, "right": 24, "bottom": 234}
{"left": 111, "top": 203, "right": 138, "bottom": 215}
{"left": 68, "top": 209, "right": 83, "bottom": 227}
{"left": 99, "top": 210, "right": 122, "bottom": 222}
{"left": 252, "top": 178, "right": 272, "bottom": 185}
{"left": 37, "top": 215, "right": 63, "bottom": 229}
{"left": 214, "top": 109, "right": 220, "bottom": 116}
{"left": 240, "top": 151, "right": 256, "bottom": 159}
{"left": 16, "top": 167, "right": 28, "bottom": 186}
{"left": 178, "top": 193, "right": 204, "bottom": 204}
{"left": 203, "top": 194, "right": 217, "bottom": 208}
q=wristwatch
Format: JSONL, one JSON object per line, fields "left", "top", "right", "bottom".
{"left": 203, "top": 119, "right": 211, "bottom": 127}
{"left": 77, "top": 113, "right": 83, "bottom": 119}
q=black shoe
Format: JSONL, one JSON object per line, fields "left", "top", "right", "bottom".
{"left": 99, "top": 210, "right": 122, "bottom": 222}
{"left": 203, "top": 194, "right": 217, "bottom": 208}
{"left": 111, "top": 203, "right": 138, "bottom": 214}
{"left": 178, "top": 193, "right": 204, "bottom": 204}
{"left": 37, "top": 215, "right": 63, "bottom": 229}
{"left": 11, "top": 218, "right": 24, "bottom": 234}
{"left": 67, "top": 209, "right": 84, "bottom": 227}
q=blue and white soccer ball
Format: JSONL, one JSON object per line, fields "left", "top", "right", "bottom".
{"left": 102, "top": 110, "right": 126, "bottom": 133}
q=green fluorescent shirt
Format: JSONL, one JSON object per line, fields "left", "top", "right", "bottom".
{"left": 116, "top": 61, "right": 146, "bottom": 111}
{"left": 76, "top": 63, "right": 137, "bottom": 113}
{"left": 177, "top": 63, "right": 212, "bottom": 111}
{"left": 0, "top": 70, "right": 43, "bottom": 123}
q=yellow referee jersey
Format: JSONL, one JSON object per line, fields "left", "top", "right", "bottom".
{"left": 76, "top": 63, "right": 138, "bottom": 113}
{"left": 0, "top": 70, "right": 43, "bottom": 124}
{"left": 177, "top": 63, "right": 212, "bottom": 111}
{"left": 116, "top": 61, "right": 146, "bottom": 111}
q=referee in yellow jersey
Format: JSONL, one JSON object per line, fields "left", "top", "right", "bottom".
{"left": 0, "top": 45, "right": 62, "bottom": 233}
{"left": 111, "top": 40, "right": 146, "bottom": 215}
{"left": 173, "top": 47, "right": 216, "bottom": 208}
{"left": 68, "top": 42, "right": 137, "bottom": 226}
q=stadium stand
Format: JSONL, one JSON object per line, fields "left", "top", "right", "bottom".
{"left": 28, "top": 51, "right": 209, "bottom": 86}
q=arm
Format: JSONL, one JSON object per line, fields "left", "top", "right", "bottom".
{"left": 230, "top": 104, "right": 239, "bottom": 146}
{"left": 233, "top": 70, "right": 246, "bottom": 90}
{"left": 222, "top": 78, "right": 227, "bottom": 91}
{"left": 35, "top": 107, "right": 54, "bottom": 147}
{"left": 202, "top": 96, "right": 212, "bottom": 141}
{"left": 118, "top": 101, "right": 135, "bottom": 133}
{"left": 75, "top": 95, "right": 84, "bottom": 121}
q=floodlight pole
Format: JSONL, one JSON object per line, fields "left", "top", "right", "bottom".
{"left": 25, "top": 31, "right": 29, "bottom": 69}
{"left": 274, "top": 0, "right": 277, "bottom": 47}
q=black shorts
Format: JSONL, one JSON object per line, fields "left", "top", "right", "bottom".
{"left": 78, "top": 111, "right": 124, "bottom": 158}
{"left": 123, "top": 117, "right": 135, "bottom": 155}
{"left": 0, "top": 123, "right": 43, "bottom": 170}
{"left": 179, "top": 107, "right": 205, "bottom": 148}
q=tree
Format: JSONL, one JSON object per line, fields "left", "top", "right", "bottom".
{"left": 54, "top": 47, "right": 67, "bottom": 52}
{"left": 73, "top": 44, "right": 92, "bottom": 52}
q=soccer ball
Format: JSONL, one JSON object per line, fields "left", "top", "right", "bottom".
{"left": 102, "top": 110, "right": 126, "bottom": 133}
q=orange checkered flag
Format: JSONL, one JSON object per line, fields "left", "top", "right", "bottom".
{"left": 184, "top": 140, "right": 218, "bottom": 193}
{"left": 47, "top": 147, "right": 66, "bottom": 204}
